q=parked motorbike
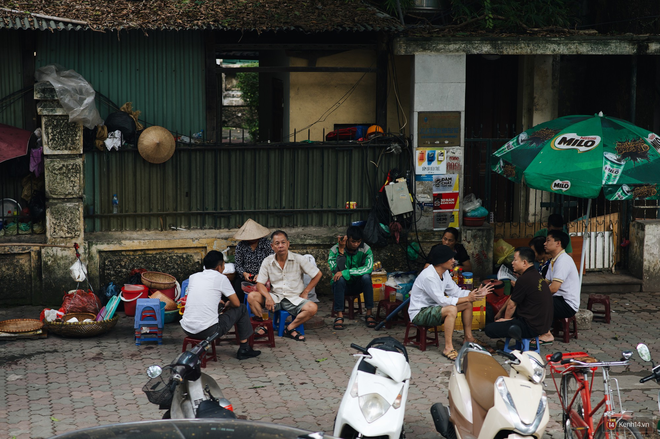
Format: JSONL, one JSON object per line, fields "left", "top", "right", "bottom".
{"left": 636, "top": 343, "right": 660, "bottom": 425}
{"left": 334, "top": 336, "right": 411, "bottom": 439}
{"left": 431, "top": 326, "right": 560, "bottom": 439}
{"left": 142, "top": 331, "right": 236, "bottom": 419}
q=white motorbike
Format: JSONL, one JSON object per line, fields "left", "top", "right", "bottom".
{"left": 334, "top": 336, "right": 411, "bottom": 439}
{"left": 142, "top": 331, "right": 236, "bottom": 419}
{"left": 636, "top": 342, "right": 660, "bottom": 428}
{"left": 431, "top": 326, "right": 560, "bottom": 439}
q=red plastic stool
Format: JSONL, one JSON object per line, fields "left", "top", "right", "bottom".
{"left": 552, "top": 316, "right": 578, "bottom": 343}
{"left": 182, "top": 336, "right": 217, "bottom": 368}
{"left": 331, "top": 294, "right": 363, "bottom": 320}
{"left": 587, "top": 294, "right": 611, "bottom": 323}
{"left": 403, "top": 322, "right": 439, "bottom": 352}
{"left": 249, "top": 317, "right": 275, "bottom": 348}
{"left": 376, "top": 299, "right": 407, "bottom": 329}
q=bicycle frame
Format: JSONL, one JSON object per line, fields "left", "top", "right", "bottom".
{"left": 547, "top": 352, "right": 632, "bottom": 439}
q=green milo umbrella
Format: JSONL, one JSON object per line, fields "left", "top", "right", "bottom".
{"left": 492, "top": 112, "right": 660, "bottom": 201}
{"left": 492, "top": 112, "right": 660, "bottom": 284}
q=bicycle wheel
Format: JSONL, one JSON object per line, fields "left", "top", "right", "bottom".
{"left": 561, "top": 373, "right": 586, "bottom": 439}
{"left": 594, "top": 420, "right": 643, "bottom": 439}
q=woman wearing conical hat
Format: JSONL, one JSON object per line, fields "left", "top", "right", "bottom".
{"left": 233, "top": 219, "right": 273, "bottom": 302}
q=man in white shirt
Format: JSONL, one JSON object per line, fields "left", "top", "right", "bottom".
{"left": 408, "top": 245, "right": 492, "bottom": 361}
{"left": 248, "top": 230, "right": 322, "bottom": 342}
{"left": 538, "top": 229, "right": 580, "bottom": 345}
{"left": 181, "top": 250, "right": 261, "bottom": 360}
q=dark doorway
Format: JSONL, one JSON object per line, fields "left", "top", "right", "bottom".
{"left": 271, "top": 78, "right": 284, "bottom": 143}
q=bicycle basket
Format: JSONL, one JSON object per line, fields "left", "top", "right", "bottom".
{"left": 142, "top": 367, "right": 174, "bottom": 406}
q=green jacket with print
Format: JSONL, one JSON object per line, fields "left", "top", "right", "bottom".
{"left": 328, "top": 242, "right": 373, "bottom": 283}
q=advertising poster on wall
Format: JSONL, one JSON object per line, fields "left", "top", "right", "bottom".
{"left": 433, "top": 174, "right": 459, "bottom": 193}
{"left": 433, "top": 210, "right": 460, "bottom": 229}
{"left": 432, "top": 174, "right": 460, "bottom": 230}
{"left": 415, "top": 148, "right": 447, "bottom": 175}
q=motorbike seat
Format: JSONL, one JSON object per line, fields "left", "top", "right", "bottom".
{"left": 464, "top": 351, "right": 508, "bottom": 411}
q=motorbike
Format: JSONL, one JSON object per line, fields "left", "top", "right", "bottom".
{"left": 142, "top": 331, "right": 236, "bottom": 419}
{"left": 431, "top": 326, "right": 560, "bottom": 439}
{"left": 333, "top": 336, "right": 411, "bottom": 439}
{"left": 636, "top": 342, "right": 660, "bottom": 432}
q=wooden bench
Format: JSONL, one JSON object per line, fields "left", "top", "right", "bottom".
{"left": 502, "top": 235, "right": 584, "bottom": 274}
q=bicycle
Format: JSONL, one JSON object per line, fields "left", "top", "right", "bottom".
{"left": 546, "top": 351, "right": 642, "bottom": 439}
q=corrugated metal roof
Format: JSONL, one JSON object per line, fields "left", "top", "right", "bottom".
{"left": 0, "top": 1, "right": 403, "bottom": 33}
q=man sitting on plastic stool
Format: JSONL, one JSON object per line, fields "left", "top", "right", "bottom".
{"left": 180, "top": 250, "right": 261, "bottom": 360}
{"left": 248, "top": 230, "right": 322, "bottom": 342}
{"left": 484, "top": 247, "right": 553, "bottom": 346}
{"left": 328, "top": 225, "right": 375, "bottom": 330}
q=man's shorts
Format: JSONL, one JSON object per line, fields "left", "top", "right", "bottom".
{"left": 412, "top": 305, "right": 445, "bottom": 327}
{"left": 273, "top": 297, "right": 310, "bottom": 316}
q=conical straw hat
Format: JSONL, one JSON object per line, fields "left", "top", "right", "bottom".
{"left": 138, "top": 126, "right": 175, "bottom": 164}
{"left": 234, "top": 219, "right": 270, "bottom": 241}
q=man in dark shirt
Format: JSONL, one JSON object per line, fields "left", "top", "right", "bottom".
{"left": 485, "top": 247, "right": 553, "bottom": 340}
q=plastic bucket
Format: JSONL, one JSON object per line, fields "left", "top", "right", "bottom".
{"left": 120, "top": 285, "right": 149, "bottom": 316}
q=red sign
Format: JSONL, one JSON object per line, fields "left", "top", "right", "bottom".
{"left": 433, "top": 192, "right": 459, "bottom": 211}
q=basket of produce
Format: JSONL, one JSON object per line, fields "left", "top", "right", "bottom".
{"left": 43, "top": 313, "right": 119, "bottom": 337}
{"left": 141, "top": 271, "right": 176, "bottom": 290}
{"left": 0, "top": 319, "right": 44, "bottom": 333}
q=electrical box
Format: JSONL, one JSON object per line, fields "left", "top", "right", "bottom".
{"left": 384, "top": 181, "right": 414, "bottom": 217}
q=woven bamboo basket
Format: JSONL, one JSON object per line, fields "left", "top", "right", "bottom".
{"left": 43, "top": 314, "right": 119, "bottom": 337}
{"left": 141, "top": 271, "right": 176, "bottom": 290}
{"left": 0, "top": 319, "right": 44, "bottom": 333}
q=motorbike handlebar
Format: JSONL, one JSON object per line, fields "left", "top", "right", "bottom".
{"left": 496, "top": 349, "right": 517, "bottom": 361}
{"left": 640, "top": 374, "right": 655, "bottom": 383}
{"left": 351, "top": 343, "right": 367, "bottom": 353}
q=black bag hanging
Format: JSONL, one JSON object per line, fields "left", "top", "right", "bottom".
{"left": 363, "top": 210, "right": 389, "bottom": 248}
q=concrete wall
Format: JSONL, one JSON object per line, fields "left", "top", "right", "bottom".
{"left": 629, "top": 220, "right": 660, "bottom": 291}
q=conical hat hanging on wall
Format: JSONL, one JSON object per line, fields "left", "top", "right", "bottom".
{"left": 138, "top": 126, "right": 175, "bottom": 164}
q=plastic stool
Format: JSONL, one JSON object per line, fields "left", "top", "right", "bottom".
{"left": 134, "top": 299, "right": 163, "bottom": 329}
{"left": 403, "top": 322, "right": 439, "bottom": 352}
{"left": 504, "top": 336, "right": 540, "bottom": 354}
{"left": 249, "top": 317, "right": 275, "bottom": 348}
{"left": 181, "top": 279, "right": 189, "bottom": 299}
{"left": 182, "top": 336, "right": 217, "bottom": 368}
{"left": 273, "top": 309, "right": 305, "bottom": 337}
{"left": 553, "top": 316, "right": 578, "bottom": 343}
{"left": 331, "top": 293, "right": 363, "bottom": 320}
{"left": 375, "top": 299, "right": 407, "bottom": 329}
{"left": 587, "top": 294, "right": 611, "bottom": 323}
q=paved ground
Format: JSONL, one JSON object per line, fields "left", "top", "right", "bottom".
{"left": 1, "top": 291, "right": 660, "bottom": 439}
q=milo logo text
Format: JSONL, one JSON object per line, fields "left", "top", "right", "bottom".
{"left": 552, "top": 133, "right": 601, "bottom": 153}
{"left": 552, "top": 180, "right": 571, "bottom": 192}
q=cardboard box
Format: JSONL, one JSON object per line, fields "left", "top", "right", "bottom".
{"left": 439, "top": 297, "right": 486, "bottom": 331}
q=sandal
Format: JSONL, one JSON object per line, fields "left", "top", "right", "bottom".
{"left": 365, "top": 315, "right": 377, "bottom": 328}
{"left": 284, "top": 327, "right": 305, "bottom": 342}
{"left": 254, "top": 326, "right": 268, "bottom": 338}
{"left": 333, "top": 317, "right": 345, "bottom": 330}
{"left": 442, "top": 349, "right": 458, "bottom": 361}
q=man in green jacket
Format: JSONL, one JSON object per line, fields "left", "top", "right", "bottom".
{"left": 329, "top": 226, "right": 375, "bottom": 330}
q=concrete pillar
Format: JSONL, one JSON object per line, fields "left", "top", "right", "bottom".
{"left": 35, "top": 82, "right": 85, "bottom": 301}
{"left": 629, "top": 220, "right": 660, "bottom": 291}
{"left": 519, "top": 55, "right": 559, "bottom": 224}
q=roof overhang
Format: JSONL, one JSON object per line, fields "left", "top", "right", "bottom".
{"left": 394, "top": 36, "right": 660, "bottom": 56}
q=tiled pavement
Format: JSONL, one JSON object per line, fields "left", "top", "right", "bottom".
{"left": 1, "top": 291, "right": 660, "bottom": 438}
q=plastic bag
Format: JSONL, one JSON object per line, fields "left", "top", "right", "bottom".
{"left": 105, "top": 112, "right": 136, "bottom": 144}
{"left": 493, "top": 239, "right": 516, "bottom": 266}
{"left": 463, "top": 193, "right": 482, "bottom": 213}
{"left": 61, "top": 289, "right": 102, "bottom": 314}
{"left": 35, "top": 64, "right": 103, "bottom": 129}
{"left": 70, "top": 259, "right": 87, "bottom": 282}
{"left": 466, "top": 206, "right": 489, "bottom": 218}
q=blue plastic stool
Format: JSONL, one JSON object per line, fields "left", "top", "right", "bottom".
{"left": 273, "top": 309, "right": 304, "bottom": 337}
{"left": 503, "top": 336, "right": 540, "bottom": 354}
{"left": 181, "top": 279, "right": 189, "bottom": 299}
{"left": 134, "top": 298, "right": 163, "bottom": 346}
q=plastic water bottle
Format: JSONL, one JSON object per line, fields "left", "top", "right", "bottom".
{"left": 112, "top": 194, "right": 119, "bottom": 214}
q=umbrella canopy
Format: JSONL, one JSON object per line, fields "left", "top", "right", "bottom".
{"left": 492, "top": 113, "right": 660, "bottom": 201}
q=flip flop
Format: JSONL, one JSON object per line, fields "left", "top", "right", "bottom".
{"left": 442, "top": 349, "right": 458, "bottom": 361}
{"left": 284, "top": 327, "right": 305, "bottom": 342}
{"left": 540, "top": 340, "right": 554, "bottom": 346}
{"left": 254, "top": 326, "right": 268, "bottom": 338}
{"left": 365, "top": 315, "right": 377, "bottom": 328}
{"left": 333, "top": 317, "right": 345, "bottom": 330}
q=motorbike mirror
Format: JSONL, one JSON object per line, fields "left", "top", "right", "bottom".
{"left": 549, "top": 352, "right": 563, "bottom": 364}
{"left": 621, "top": 350, "right": 633, "bottom": 361}
{"left": 507, "top": 325, "right": 522, "bottom": 341}
{"left": 637, "top": 343, "right": 652, "bottom": 362}
{"left": 146, "top": 365, "right": 163, "bottom": 379}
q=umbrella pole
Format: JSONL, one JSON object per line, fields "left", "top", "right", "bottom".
{"left": 579, "top": 199, "right": 592, "bottom": 289}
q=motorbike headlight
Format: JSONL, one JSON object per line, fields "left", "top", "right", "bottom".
{"left": 359, "top": 393, "right": 390, "bottom": 423}
{"left": 528, "top": 356, "right": 545, "bottom": 384}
